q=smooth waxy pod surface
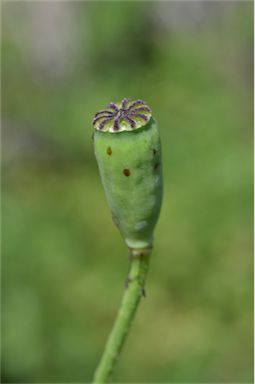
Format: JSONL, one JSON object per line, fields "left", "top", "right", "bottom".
{"left": 93, "top": 99, "right": 163, "bottom": 252}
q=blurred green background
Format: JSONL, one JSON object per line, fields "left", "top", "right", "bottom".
{"left": 2, "top": 1, "right": 253, "bottom": 383}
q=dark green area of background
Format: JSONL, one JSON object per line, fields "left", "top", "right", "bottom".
{"left": 2, "top": 1, "right": 253, "bottom": 383}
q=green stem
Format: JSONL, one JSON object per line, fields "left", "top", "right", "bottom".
{"left": 92, "top": 251, "right": 151, "bottom": 383}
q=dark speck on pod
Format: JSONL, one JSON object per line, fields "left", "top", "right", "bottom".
{"left": 107, "top": 147, "right": 112, "bottom": 156}
{"left": 111, "top": 212, "right": 119, "bottom": 228}
{"left": 123, "top": 169, "right": 131, "bottom": 177}
{"left": 154, "top": 162, "right": 160, "bottom": 170}
{"left": 153, "top": 149, "right": 157, "bottom": 155}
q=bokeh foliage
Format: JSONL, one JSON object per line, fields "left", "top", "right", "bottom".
{"left": 2, "top": 1, "right": 253, "bottom": 383}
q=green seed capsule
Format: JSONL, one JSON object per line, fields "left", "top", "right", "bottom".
{"left": 93, "top": 99, "right": 163, "bottom": 253}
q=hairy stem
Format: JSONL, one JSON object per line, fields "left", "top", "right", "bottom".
{"left": 92, "top": 251, "right": 151, "bottom": 383}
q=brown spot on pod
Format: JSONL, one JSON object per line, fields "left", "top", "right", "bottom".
{"left": 123, "top": 169, "right": 131, "bottom": 177}
{"left": 107, "top": 147, "right": 112, "bottom": 156}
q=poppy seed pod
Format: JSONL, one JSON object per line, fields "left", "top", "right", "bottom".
{"left": 93, "top": 98, "right": 163, "bottom": 254}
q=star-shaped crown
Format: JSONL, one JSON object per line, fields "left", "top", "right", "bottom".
{"left": 92, "top": 99, "right": 152, "bottom": 133}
